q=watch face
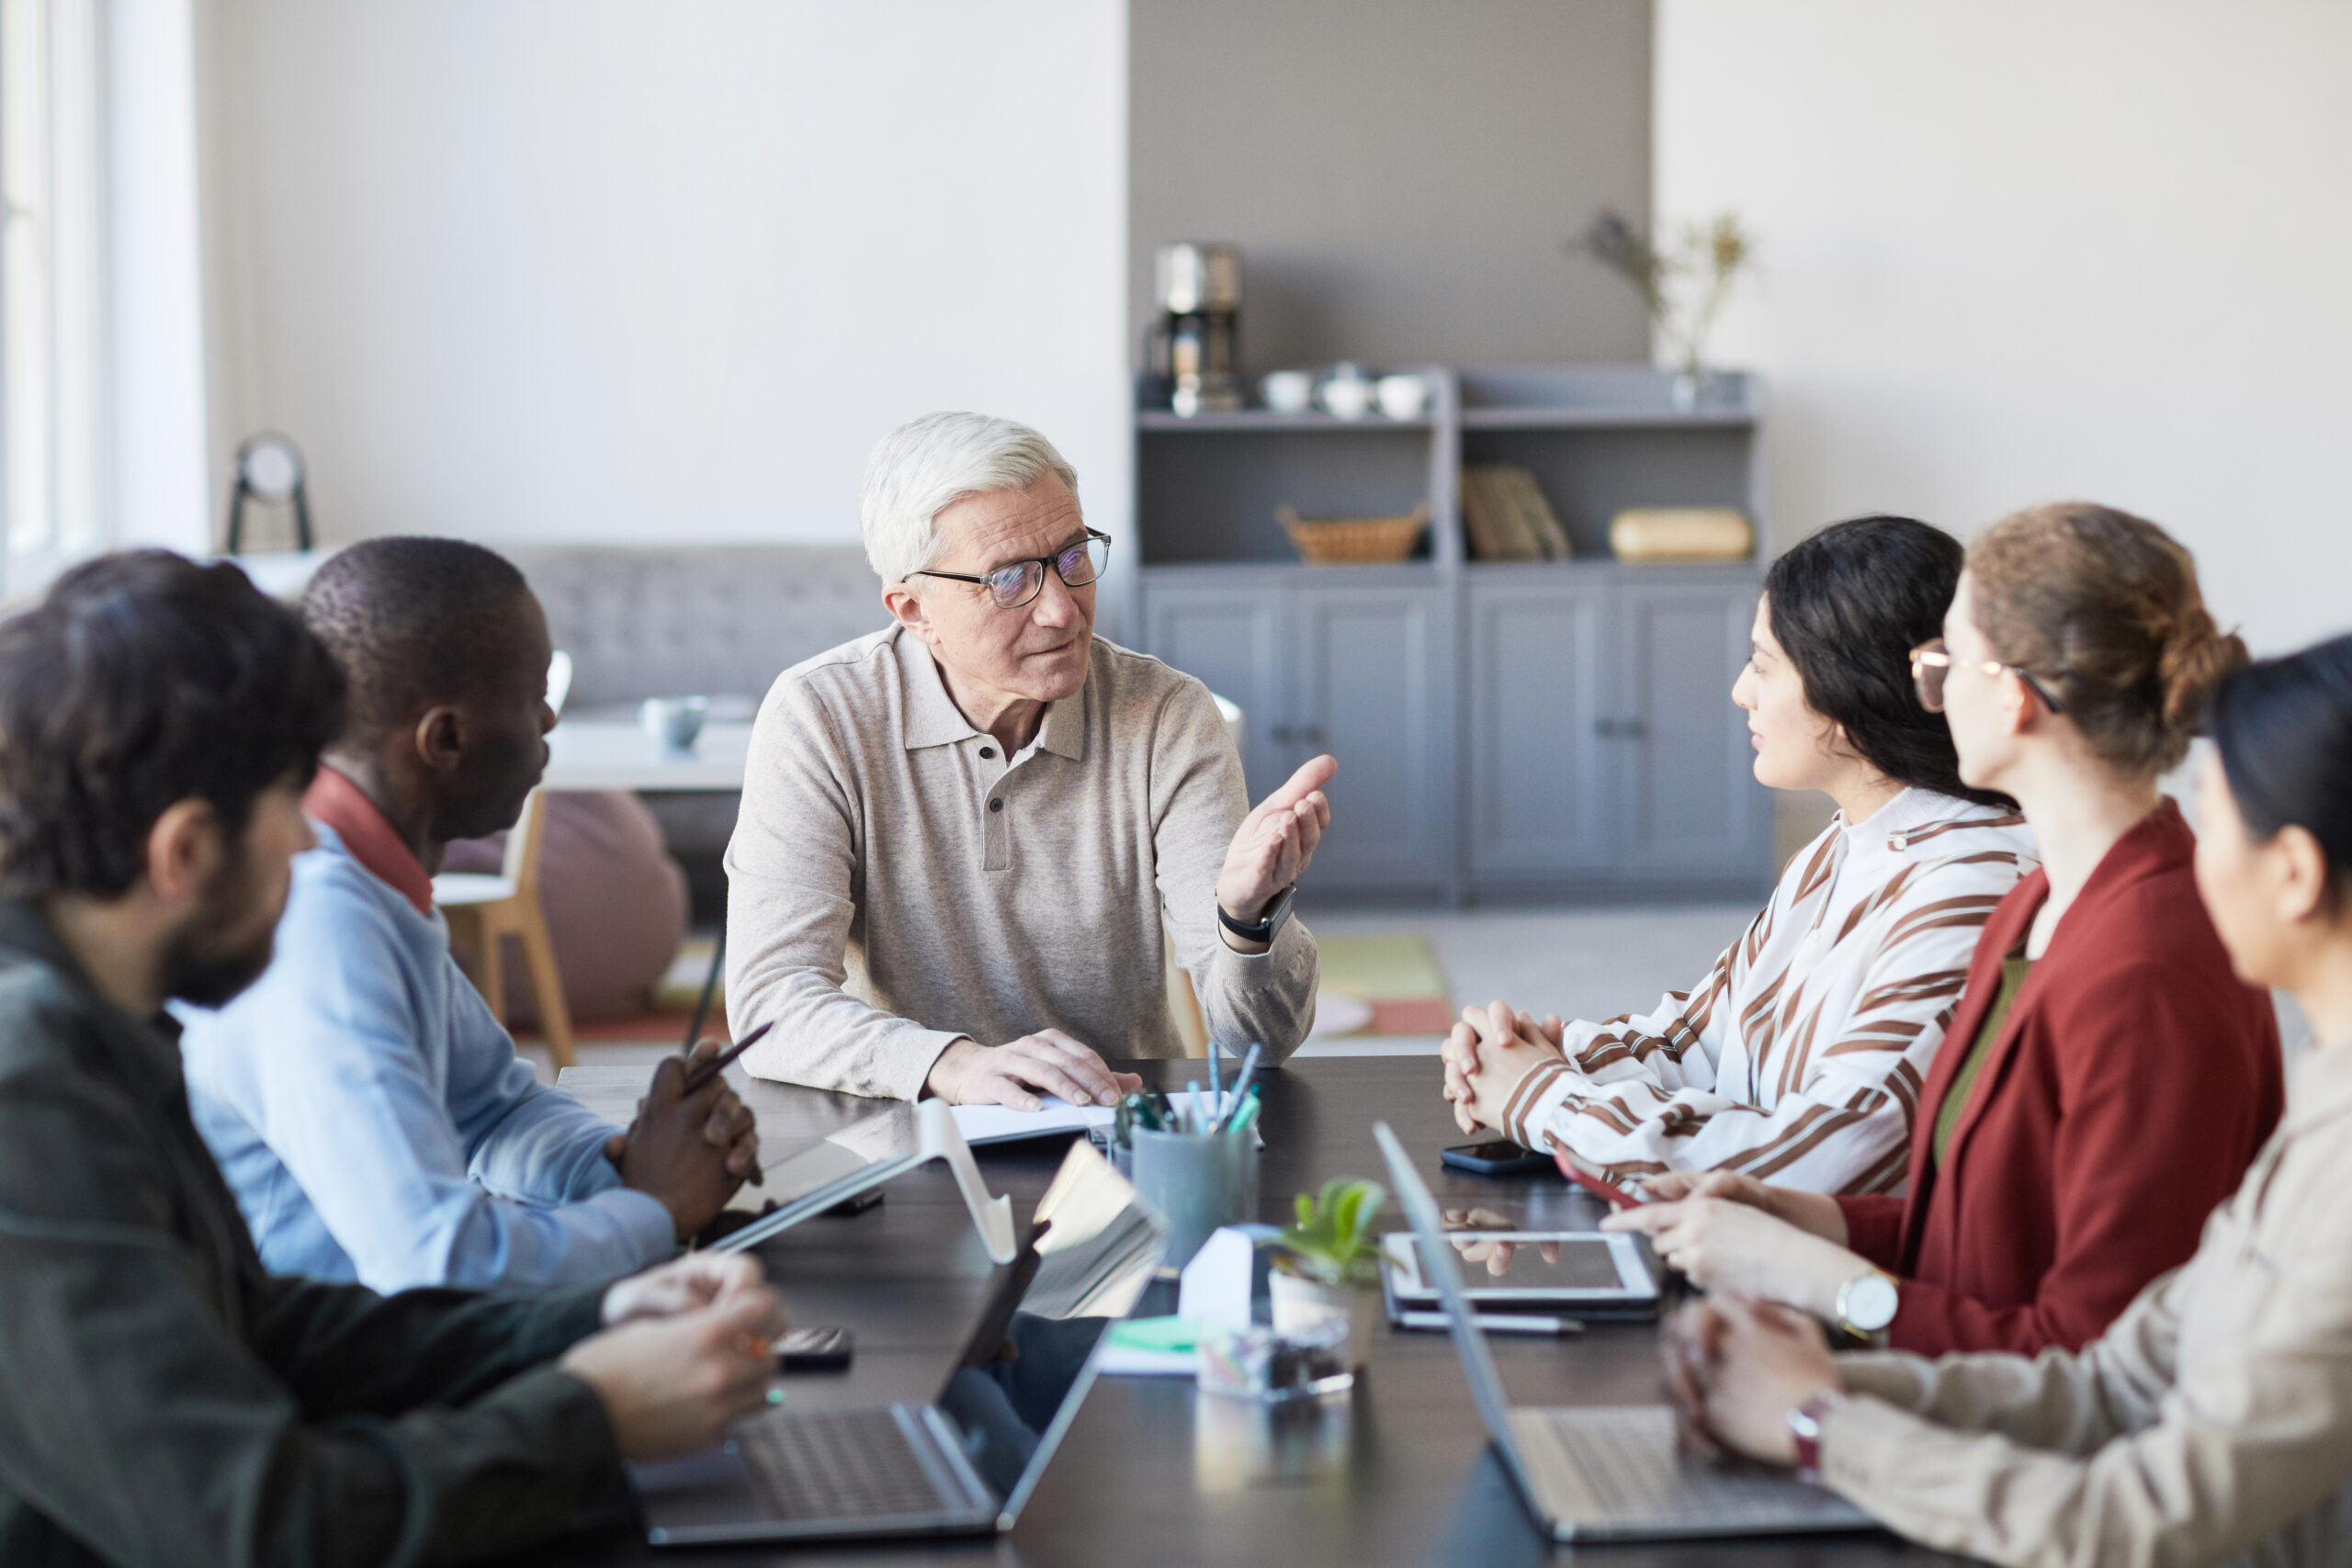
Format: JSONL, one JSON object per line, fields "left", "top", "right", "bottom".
{"left": 1845, "top": 1273, "right": 1899, "bottom": 1332}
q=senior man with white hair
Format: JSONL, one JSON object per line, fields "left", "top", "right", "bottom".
{"left": 725, "top": 412, "right": 1331, "bottom": 1107}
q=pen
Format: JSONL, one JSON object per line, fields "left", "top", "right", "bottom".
{"left": 1225, "top": 1089, "right": 1261, "bottom": 1138}
{"left": 1185, "top": 1080, "right": 1205, "bottom": 1134}
{"left": 1392, "top": 1309, "right": 1583, "bottom": 1336}
{"left": 1217, "top": 1043, "right": 1264, "bottom": 1131}
{"left": 681, "top": 1021, "right": 775, "bottom": 1095}
{"left": 1206, "top": 1036, "right": 1224, "bottom": 1112}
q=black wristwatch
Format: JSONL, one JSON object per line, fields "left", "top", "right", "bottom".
{"left": 1217, "top": 885, "right": 1297, "bottom": 945}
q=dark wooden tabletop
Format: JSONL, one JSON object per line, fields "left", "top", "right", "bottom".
{"left": 537, "top": 1055, "right": 1970, "bottom": 1567}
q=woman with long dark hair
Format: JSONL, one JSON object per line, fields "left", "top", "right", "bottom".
{"left": 1665, "top": 631, "right": 2352, "bottom": 1565}
{"left": 1444, "top": 515, "right": 2036, "bottom": 1193}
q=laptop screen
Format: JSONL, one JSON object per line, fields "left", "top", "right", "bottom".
{"left": 930, "top": 1140, "right": 1169, "bottom": 1519}
{"left": 1374, "top": 1123, "right": 1525, "bottom": 1449}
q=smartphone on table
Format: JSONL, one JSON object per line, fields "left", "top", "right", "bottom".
{"left": 775, "top": 1326, "right": 854, "bottom": 1371}
{"left": 1440, "top": 1139, "right": 1557, "bottom": 1178}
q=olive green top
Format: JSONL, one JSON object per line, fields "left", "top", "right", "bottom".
{"left": 1931, "top": 952, "right": 2034, "bottom": 1168}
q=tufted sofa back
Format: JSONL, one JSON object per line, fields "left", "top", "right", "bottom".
{"left": 503, "top": 544, "right": 887, "bottom": 712}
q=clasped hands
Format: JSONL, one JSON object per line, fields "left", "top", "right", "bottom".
{"left": 605, "top": 1037, "right": 763, "bottom": 1241}
{"left": 924, "top": 754, "right": 1338, "bottom": 1111}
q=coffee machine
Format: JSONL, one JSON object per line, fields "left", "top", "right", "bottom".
{"left": 1143, "top": 243, "right": 1241, "bottom": 416}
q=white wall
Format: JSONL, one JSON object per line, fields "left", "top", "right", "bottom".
{"left": 1657, "top": 0, "right": 2352, "bottom": 653}
{"left": 110, "top": 0, "right": 212, "bottom": 557}
{"left": 198, "top": 1, "right": 1129, "bottom": 563}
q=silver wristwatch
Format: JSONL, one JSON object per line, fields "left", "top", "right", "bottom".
{"left": 1835, "top": 1269, "right": 1900, "bottom": 1337}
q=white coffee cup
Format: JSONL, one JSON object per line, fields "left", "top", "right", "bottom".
{"left": 1260, "top": 369, "right": 1315, "bottom": 414}
{"left": 1375, "top": 374, "right": 1430, "bottom": 420}
{"left": 1317, "top": 367, "right": 1375, "bottom": 420}
{"left": 639, "top": 695, "right": 709, "bottom": 751}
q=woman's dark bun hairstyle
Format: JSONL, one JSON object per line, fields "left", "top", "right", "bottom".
{"left": 1765, "top": 514, "right": 2007, "bottom": 807}
{"left": 1967, "top": 502, "right": 2246, "bottom": 776}
{"left": 2210, "top": 632, "right": 2352, "bottom": 897}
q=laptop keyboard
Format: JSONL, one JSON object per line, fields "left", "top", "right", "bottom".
{"left": 734, "top": 1406, "right": 959, "bottom": 1521}
{"left": 1516, "top": 1407, "right": 1832, "bottom": 1527}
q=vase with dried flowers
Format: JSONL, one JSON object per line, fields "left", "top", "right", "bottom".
{"left": 1576, "top": 209, "right": 1757, "bottom": 411}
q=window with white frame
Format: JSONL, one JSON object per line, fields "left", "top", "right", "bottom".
{"left": 2, "top": 0, "right": 106, "bottom": 596}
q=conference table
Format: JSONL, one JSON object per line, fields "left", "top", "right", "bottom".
{"left": 532, "top": 1055, "right": 1967, "bottom": 1567}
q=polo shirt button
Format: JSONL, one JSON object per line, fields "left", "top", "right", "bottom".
{"left": 989, "top": 798, "right": 1003, "bottom": 813}
{"left": 979, "top": 746, "right": 996, "bottom": 760}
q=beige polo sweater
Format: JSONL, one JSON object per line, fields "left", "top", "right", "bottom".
{"left": 723, "top": 626, "right": 1317, "bottom": 1100}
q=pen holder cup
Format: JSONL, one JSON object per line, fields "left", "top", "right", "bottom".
{"left": 1129, "top": 1127, "right": 1258, "bottom": 1270}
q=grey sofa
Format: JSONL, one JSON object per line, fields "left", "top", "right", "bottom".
{"left": 503, "top": 543, "right": 889, "bottom": 914}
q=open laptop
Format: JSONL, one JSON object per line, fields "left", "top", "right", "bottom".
{"left": 1372, "top": 1123, "right": 1874, "bottom": 1542}
{"left": 636, "top": 1139, "right": 1168, "bottom": 1547}
{"left": 710, "top": 1099, "right": 1017, "bottom": 1265}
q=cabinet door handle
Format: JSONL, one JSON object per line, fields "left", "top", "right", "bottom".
{"left": 1270, "top": 724, "right": 1294, "bottom": 743}
{"left": 1302, "top": 725, "right": 1328, "bottom": 745}
{"left": 1595, "top": 717, "right": 1649, "bottom": 739}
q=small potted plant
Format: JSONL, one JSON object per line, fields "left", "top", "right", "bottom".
{"left": 1268, "top": 1177, "right": 1387, "bottom": 1366}
{"left": 1575, "top": 208, "right": 1757, "bottom": 411}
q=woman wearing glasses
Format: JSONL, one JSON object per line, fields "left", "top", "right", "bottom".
{"left": 1610, "top": 502, "right": 2284, "bottom": 1357}
{"left": 1443, "top": 515, "right": 2038, "bottom": 1195}
{"left": 1667, "top": 632, "right": 2352, "bottom": 1567}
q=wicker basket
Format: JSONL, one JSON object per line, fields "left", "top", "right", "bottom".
{"left": 1277, "top": 502, "right": 1430, "bottom": 565}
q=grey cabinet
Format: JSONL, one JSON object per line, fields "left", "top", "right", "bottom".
{"left": 1129, "top": 365, "right": 1777, "bottom": 904}
{"left": 1143, "top": 580, "right": 1287, "bottom": 788}
{"left": 1465, "top": 572, "right": 1612, "bottom": 879}
{"left": 1615, "top": 575, "right": 1770, "bottom": 879}
{"left": 1463, "top": 566, "right": 1770, "bottom": 895}
{"left": 1290, "top": 584, "right": 1450, "bottom": 889}
{"left": 1141, "top": 570, "right": 1453, "bottom": 897}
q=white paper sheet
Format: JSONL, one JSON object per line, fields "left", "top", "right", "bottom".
{"left": 949, "top": 1097, "right": 1117, "bottom": 1146}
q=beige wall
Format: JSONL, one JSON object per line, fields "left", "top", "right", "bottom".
{"left": 1657, "top": 0, "right": 2352, "bottom": 654}
{"left": 1130, "top": 0, "right": 1653, "bottom": 373}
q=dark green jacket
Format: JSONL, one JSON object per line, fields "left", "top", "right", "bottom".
{"left": 0, "top": 902, "right": 623, "bottom": 1566}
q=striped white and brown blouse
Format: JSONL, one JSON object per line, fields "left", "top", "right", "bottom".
{"left": 1501, "top": 789, "right": 2037, "bottom": 1195}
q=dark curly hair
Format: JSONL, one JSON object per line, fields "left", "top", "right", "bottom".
{"left": 1766, "top": 515, "right": 2007, "bottom": 807}
{"left": 0, "top": 550, "right": 345, "bottom": 898}
{"left": 300, "top": 536, "right": 536, "bottom": 743}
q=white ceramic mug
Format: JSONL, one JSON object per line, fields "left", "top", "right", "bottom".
{"left": 639, "top": 695, "right": 709, "bottom": 751}
{"left": 1375, "top": 374, "right": 1430, "bottom": 420}
{"left": 1317, "top": 367, "right": 1375, "bottom": 420}
{"left": 1260, "top": 369, "right": 1315, "bottom": 414}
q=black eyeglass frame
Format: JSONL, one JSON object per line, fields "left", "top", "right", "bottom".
{"left": 910, "top": 529, "right": 1113, "bottom": 608}
{"left": 1908, "top": 637, "right": 2069, "bottom": 716}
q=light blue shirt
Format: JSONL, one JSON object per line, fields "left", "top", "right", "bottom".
{"left": 179, "top": 822, "right": 676, "bottom": 1292}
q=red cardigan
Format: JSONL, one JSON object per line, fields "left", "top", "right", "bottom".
{"left": 1834, "top": 799, "right": 2281, "bottom": 1356}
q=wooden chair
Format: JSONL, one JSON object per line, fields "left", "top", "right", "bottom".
{"left": 435, "top": 787, "right": 576, "bottom": 1070}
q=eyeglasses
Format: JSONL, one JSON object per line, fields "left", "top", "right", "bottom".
{"left": 910, "top": 530, "right": 1112, "bottom": 609}
{"left": 1909, "top": 638, "right": 2068, "bottom": 715}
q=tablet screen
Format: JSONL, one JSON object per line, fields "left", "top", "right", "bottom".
{"left": 1383, "top": 1230, "right": 1654, "bottom": 1302}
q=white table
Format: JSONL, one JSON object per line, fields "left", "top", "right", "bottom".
{"left": 540, "top": 720, "right": 752, "bottom": 793}
{"left": 540, "top": 697, "right": 1239, "bottom": 795}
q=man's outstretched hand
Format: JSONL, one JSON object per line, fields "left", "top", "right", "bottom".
{"left": 1216, "top": 753, "right": 1335, "bottom": 949}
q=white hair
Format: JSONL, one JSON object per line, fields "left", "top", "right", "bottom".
{"left": 858, "top": 412, "right": 1081, "bottom": 586}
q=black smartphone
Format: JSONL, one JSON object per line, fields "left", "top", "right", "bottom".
{"left": 1440, "top": 1139, "right": 1556, "bottom": 1178}
{"left": 776, "top": 1325, "right": 854, "bottom": 1371}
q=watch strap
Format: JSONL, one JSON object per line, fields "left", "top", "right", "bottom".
{"left": 1786, "top": 1392, "right": 1845, "bottom": 1486}
{"left": 1217, "top": 885, "right": 1295, "bottom": 943}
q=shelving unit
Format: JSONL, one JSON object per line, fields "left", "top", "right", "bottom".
{"left": 1118, "top": 364, "right": 1773, "bottom": 904}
